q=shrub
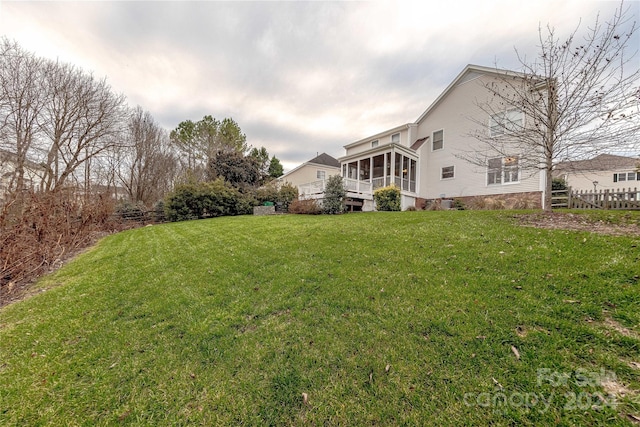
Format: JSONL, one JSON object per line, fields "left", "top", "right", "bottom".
{"left": 235, "top": 192, "right": 258, "bottom": 216}
{"left": 115, "top": 200, "right": 146, "bottom": 221}
{"left": 152, "top": 200, "right": 165, "bottom": 222}
{"left": 255, "top": 181, "right": 279, "bottom": 205}
{"left": 288, "top": 199, "right": 321, "bottom": 215}
{"left": 552, "top": 177, "right": 568, "bottom": 191}
{"left": 322, "top": 175, "right": 346, "bottom": 214}
{"left": 1, "top": 190, "right": 122, "bottom": 303}
{"left": 255, "top": 181, "right": 299, "bottom": 212}
{"left": 277, "top": 182, "right": 299, "bottom": 211}
{"left": 425, "top": 200, "right": 443, "bottom": 211}
{"left": 452, "top": 199, "right": 466, "bottom": 210}
{"left": 164, "top": 178, "right": 248, "bottom": 222}
{"left": 374, "top": 185, "right": 401, "bottom": 211}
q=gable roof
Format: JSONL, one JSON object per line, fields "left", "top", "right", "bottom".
{"left": 555, "top": 154, "right": 640, "bottom": 172}
{"left": 307, "top": 152, "right": 340, "bottom": 168}
{"left": 415, "top": 64, "right": 530, "bottom": 124}
{"left": 279, "top": 152, "right": 340, "bottom": 180}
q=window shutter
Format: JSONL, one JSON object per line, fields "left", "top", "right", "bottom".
{"left": 613, "top": 173, "right": 618, "bottom": 182}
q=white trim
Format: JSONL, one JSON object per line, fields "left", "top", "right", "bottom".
{"left": 441, "top": 165, "right": 455, "bottom": 180}
{"left": 486, "top": 156, "right": 520, "bottom": 186}
{"left": 343, "top": 123, "right": 411, "bottom": 149}
{"left": 415, "top": 64, "right": 529, "bottom": 124}
{"left": 338, "top": 143, "right": 418, "bottom": 163}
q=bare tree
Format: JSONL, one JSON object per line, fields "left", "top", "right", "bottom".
{"left": 118, "top": 106, "right": 178, "bottom": 205}
{"left": 460, "top": 2, "right": 639, "bottom": 211}
{"left": 39, "top": 61, "right": 127, "bottom": 192}
{"left": 0, "top": 38, "right": 46, "bottom": 194}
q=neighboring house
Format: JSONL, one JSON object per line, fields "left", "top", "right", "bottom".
{"left": 0, "top": 149, "right": 45, "bottom": 204}
{"left": 303, "top": 64, "right": 547, "bottom": 210}
{"left": 278, "top": 153, "right": 341, "bottom": 196}
{"left": 554, "top": 154, "right": 640, "bottom": 192}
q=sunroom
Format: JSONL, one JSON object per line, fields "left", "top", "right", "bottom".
{"left": 338, "top": 143, "right": 419, "bottom": 209}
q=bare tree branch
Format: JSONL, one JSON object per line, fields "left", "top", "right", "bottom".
{"left": 459, "top": 1, "right": 639, "bottom": 211}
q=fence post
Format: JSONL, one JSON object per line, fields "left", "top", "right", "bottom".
{"left": 567, "top": 186, "right": 572, "bottom": 209}
{"left": 604, "top": 189, "right": 609, "bottom": 210}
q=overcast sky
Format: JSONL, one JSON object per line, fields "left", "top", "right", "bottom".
{"left": 1, "top": 1, "right": 638, "bottom": 171}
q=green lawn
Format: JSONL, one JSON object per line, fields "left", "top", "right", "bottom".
{"left": 1, "top": 211, "right": 639, "bottom": 426}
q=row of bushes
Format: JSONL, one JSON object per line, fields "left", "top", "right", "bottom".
{"left": 0, "top": 191, "right": 135, "bottom": 305}
{"left": 164, "top": 179, "right": 299, "bottom": 222}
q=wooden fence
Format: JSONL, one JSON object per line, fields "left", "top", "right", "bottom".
{"left": 552, "top": 187, "right": 640, "bottom": 210}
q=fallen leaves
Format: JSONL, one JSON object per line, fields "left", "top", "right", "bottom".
{"left": 626, "top": 413, "right": 640, "bottom": 424}
{"left": 511, "top": 345, "right": 520, "bottom": 360}
{"left": 492, "top": 377, "right": 503, "bottom": 390}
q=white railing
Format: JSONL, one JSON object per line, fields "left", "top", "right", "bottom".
{"left": 344, "top": 178, "right": 372, "bottom": 195}
{"left": 298, "top": 178, "right": 374, "bottom": 198}
{"left": 371, "top": 177, "right": 386, "bottom": 190}
{"left": 298, "top": 180, "right": 326, "bottom": 197}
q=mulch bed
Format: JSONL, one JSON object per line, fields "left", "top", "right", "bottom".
{"left": 515, "top": 212, "right": 640, "bottom": 236}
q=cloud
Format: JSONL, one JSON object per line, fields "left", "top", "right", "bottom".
{"left": 1, "top": 0, "right": 637, "bottom": 171}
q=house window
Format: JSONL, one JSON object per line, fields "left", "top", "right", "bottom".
{"left": 317, "top": 170, "right": 326, "bottom": 180}
{"left": 613, "top": 172, "right": 638, "bottom": 182}
{"left": 371, "top": 140, "right": 379, "bottom": 148}
{"left": 391, "top": 133, "right": 400, "bottom": 143}
{"left": 487, "top": 158, "right": 502, "bottom": 185}
{"left": 490, "top": 109, "right": 523, "bottom": 136}
{"left": 441, "top": 166, "right": 455, "bottom": 179}
{"left": 487, "top": 156, "right": 519, "bottom": 185}
{"left": 432, "top": 130, "right": 443, "bottom": 150}
{"left": 503, "top": 156, "right": 519, "bottom": 183}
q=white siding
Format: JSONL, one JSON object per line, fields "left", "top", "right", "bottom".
{"left": 279, "top": 163, "right": 340, "bottom": 190}
{"left": 344, "top": 127, "right": 411, "bottom": 156}
{"left": 562, "top": 169, "right": 640, "bottom": 192}
{"left": 416, "top": 73, "right": 543, "bottom": 199}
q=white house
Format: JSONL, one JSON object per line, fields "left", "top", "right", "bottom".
{"left": 554, "top": 154, "right": 640, "bottom": 192}
{"left": 299, "top": 64, "right": 547, "bottom": 211}
{"left": 278, "top": 153, "right": 341, "bottom": 197}
{"left": 0, "top": 149, "right": 45, "bottom": 205}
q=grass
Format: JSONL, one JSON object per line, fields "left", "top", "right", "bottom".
{"left": 0, "top": 210, "right": 639, "bottom": 426}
